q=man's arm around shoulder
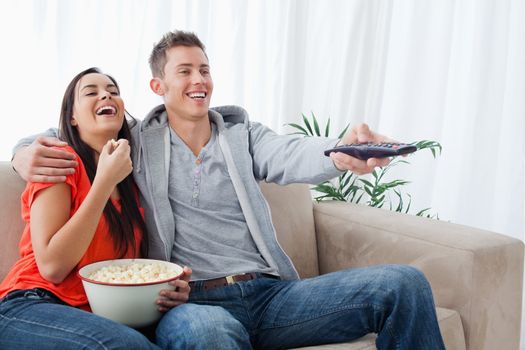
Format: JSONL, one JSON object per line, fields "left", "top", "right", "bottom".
{"left": 12, "top": 128, "right": 77, "bottom": 183}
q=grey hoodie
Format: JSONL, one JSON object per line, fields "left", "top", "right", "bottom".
{"left": 132, "top": 104, "right": 341, "bottom": 280}
{"left": 14, "top": 105, "right": 342, "bottom": 280}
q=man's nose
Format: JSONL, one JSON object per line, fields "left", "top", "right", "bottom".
{"left": 192, "top": 72, "right": 206, "bottom": 85}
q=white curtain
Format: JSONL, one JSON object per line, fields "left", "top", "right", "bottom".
{"left": 0, "top": 0, "right": 524, "bottom": 344}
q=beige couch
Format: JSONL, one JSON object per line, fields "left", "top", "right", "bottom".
{"left": 0, "top": 161, "right": 523, "bottom": 349}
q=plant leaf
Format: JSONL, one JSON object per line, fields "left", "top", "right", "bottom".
{"left": 302, "top": 113, "right": 314, "bottom": 136}
{"left": 324, "top": 118, "right": 331, "bottom": 137}
{"left": 394, "top": 190, "right": 403, "bottom": 212}
{"left": 416, "top": 208, "right": 431, "bottom": 216}
{"left": 404, "top": 193, "right": 412, "bottom": 213}
{"left": 285, "top": 123, "right": 309, "bottom": 136}
{"left": 414, "top": 140, "right": 442, "bottom": 158}
{"left": 311, "top": 112, "right": 321, "bottom": 136}
{"left": 359, "top": 179, "right": 374, "bottom": 188}
{"left": 337, "top": 124, "right": 350, "bottom": 139}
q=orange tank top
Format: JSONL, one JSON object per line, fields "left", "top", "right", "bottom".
{"left": 0, "top": 146, "right": 143, "bottom": 309}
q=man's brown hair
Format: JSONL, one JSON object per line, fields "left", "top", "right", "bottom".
{"left": 149, "top": 30, "right": 207, "bottom": 78}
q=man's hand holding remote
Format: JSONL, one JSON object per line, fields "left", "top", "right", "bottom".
{"left": 329, "top": 123, "right": 393, "bottom": 175}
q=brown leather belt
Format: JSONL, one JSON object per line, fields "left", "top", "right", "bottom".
{"left": 189, "top": 272, "right": 275, "bottom": 291}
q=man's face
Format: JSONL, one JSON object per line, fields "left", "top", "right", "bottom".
{"left": 152, "top": 45, "right": 213, "bottom": 122}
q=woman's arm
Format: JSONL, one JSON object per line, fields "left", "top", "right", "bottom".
{"left": 30, "top": 140, "right": 132, "bottom": 284}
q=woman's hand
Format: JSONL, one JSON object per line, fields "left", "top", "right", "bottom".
{"left": 157, "top": 266, "right": 192, "bottom": 312}
{"left": 95, "top": 139, "right": 133, "bottom": 188}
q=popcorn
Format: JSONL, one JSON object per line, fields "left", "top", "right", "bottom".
{"left": 87, "top": 262, "right": 178, "bottom": 284}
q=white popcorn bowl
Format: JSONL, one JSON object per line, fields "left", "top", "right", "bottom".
{"left": 78, "top": 258, "right": 184, "bottom": 328}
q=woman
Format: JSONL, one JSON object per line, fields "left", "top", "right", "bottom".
{"left": 0, "top": 68, "right": 186, "bottom": 349}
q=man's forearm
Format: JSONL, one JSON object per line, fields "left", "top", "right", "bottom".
{"left": 12, "top": 127, "right": 59, "bottom": 158}
{"left": 11, "top": 127, "right": 74, "bottom": 183}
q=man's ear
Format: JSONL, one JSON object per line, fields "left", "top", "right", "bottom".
{"left": 150, "top": 78, "right": 165, "bottom": 96}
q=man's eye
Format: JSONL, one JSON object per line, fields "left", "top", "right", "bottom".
{"left": 201, "top": 70, "right": 210, "bottom": 75}
{"left": 178, "top": 70, "right": 189, "bottom": 74}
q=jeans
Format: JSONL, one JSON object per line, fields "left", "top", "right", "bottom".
{"left": 156, "top": 265, "right": 445, "bottom": 350}
{"left": 0, "top": 288, "right": 160, "bottom": 350}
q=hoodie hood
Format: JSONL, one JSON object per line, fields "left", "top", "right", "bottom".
{"left": 141, "top": 104, "right": 251, "bottom": 133}
{"left": 141, "top": 104, "right": 170, "bottom": 131}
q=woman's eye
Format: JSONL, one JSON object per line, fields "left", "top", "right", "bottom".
{"left": 110, "top": 91, "right": 119, "bottom": 96}
{"left": 85, "top": 92, "right": 96, "bottom": 96}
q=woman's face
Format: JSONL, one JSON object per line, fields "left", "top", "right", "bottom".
{"left": 71, "top": 73, "right": 125, "bottom": 148}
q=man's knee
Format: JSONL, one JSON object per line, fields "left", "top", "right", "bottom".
{"left": 156, "top": 303, "right": 250, "bottom": 349}
{"left": 388, "top": 265, "right": 431, "bottom": 291}
{"left": 378, "top": 265, "right": 434, "bottom": 305}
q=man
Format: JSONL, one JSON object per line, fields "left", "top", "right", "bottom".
{"left": 13, "top": 30, "right": 445, "bottom": 349}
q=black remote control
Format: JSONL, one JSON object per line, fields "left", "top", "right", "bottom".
{"left": 324, "top": 142, "right": 417, "bottom": 160}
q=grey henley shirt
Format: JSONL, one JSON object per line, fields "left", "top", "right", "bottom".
{"left": 168, "top": 122, "right": 278, "bottom": 280}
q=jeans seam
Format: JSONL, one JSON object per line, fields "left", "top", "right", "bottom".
{"left": 0, "top": 313, "right": 110, "bottom": 350}
{"left": 382, "top": 314, "right": 401, "bottom": 350}
{"left": 237, "top": 283, "right": 256, "bottom": 335}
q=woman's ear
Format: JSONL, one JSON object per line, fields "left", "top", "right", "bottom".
{"left": 71, "top": 117, "right": 78, "bottom": 126}
{"left": 150, "top": 78, "right": 165, "bottom": 96}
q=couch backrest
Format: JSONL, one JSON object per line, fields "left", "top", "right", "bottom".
{"left": 259, "top": 182, "right": 319, "bottom": 278}
{"left": 0, "top": 161, "right": 26, "bottom": 281}
{"left": 0, "top": 161, "right": 319, "bottom": 281}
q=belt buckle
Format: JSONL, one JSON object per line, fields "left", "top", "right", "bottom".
{"left": 225, "top": 275, "right": 235, "bottom": 285}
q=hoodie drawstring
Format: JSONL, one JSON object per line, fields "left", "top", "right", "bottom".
{"left": 136, "top": 129, "right": 143, "bottom": 173}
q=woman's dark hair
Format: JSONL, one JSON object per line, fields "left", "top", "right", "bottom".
{"left": 58, "top": 67, "right": 148, "bottom": 258}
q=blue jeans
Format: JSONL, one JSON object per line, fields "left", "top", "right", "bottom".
{"left": 156, "top": 265, "right": 445, "bottom": 350}
{"left": 0, "top": 288, "right": 160, "bottom": 350}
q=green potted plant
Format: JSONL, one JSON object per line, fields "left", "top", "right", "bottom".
{"left": 286, "top": 112, "right": 442, "bottom": 218}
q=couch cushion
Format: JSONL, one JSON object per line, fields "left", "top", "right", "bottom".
{"left": 291, "top": 307, "right": 465, "bottom": 350}
{"left": 259, "top": 182, "right": 319, "bottom": 278}
{"left": 0, "top": 161, "right": 26, "bottom": 281}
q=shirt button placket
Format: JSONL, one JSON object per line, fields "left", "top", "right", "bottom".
{"left": 192, "top": 157, "right": 202, "bottom": 206}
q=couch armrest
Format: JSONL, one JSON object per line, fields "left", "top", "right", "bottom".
{"left": 0, "top": 161, "right": 26, "bottom": 281}
{"left": 313, "top": 201, "right": 524, "bottom": 350}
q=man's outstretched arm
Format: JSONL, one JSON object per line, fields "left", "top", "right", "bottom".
{"left": 250, "top": 122, "right": 393, "bottom": 184}
{"left": 12, "top": 129, "right": 78, "bottom": 183}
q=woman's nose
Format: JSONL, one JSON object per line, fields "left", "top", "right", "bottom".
{"left": 100, "top": 91, "right": 112, "bottom": 100}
